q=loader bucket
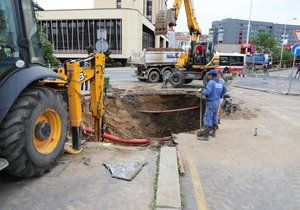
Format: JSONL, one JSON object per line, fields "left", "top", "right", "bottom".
{"left": 155, "top": 9, "right": 176, "bottom": 36}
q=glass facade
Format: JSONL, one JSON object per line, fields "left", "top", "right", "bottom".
{"left": 41, "top": 19, "right": 122, "bottom": 54}
{"left": 142, "top": 25, "right": 154, "bottom": 49}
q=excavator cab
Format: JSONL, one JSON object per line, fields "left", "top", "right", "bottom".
{"left": 0, "top": 0, "right": 43, "bottom": 80}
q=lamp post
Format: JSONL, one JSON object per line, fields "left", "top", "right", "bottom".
{"left": 243, "top": 0, "right": 253, "bottom": 73}
{"left": 279, "top": 17, "right": 297, "bottom": 69}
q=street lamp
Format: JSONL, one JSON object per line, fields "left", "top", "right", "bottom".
{"left": 243, "top": 0, "right": 253, "bottom": 73}
{"left": 279, "top": 17, "right": 297, "bottom": 69}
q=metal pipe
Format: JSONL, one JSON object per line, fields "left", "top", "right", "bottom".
{"left": 287, "top": 55, "right": 296, "bottom": 93}
{"left": 137, "top": 105, "right": 199, "bottom": 113}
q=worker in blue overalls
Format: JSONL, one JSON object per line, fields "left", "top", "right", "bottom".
{"left": 198, "top": 70, "right": 228, "bottom": 141}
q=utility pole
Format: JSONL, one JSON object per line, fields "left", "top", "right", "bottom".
{"left": 279, "top": 18, "right": 297, "bottom": 69}
{"left": 243, "top": 0, "right": 253, "bottom": 73}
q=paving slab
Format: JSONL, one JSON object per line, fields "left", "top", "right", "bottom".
{"left": 156, "top": 147, "right": 181, "bottom": 209}
{"left": 177, "top": 88, "right": 300, "bottom": 210}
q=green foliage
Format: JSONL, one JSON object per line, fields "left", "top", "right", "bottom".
{"left": 38, "top": 25, "right": 60, "bottom": 65}
{"left": 251, "top": 30, "right": 278, "bottom": 54}
{"left": 273, "top": 48, "right": 294, "bottom": 66}
{"left": 114, "top": 62, "right": 123, "bottom": 67}
{"left": 0, "top": 10, "right": 8, "bottom": 44}
{"left": 85, "top": 45, "right": 95, "bottom": 54}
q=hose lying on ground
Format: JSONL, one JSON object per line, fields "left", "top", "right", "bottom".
{"left": 81, "top": 126, "right": 172, "bottom": 145}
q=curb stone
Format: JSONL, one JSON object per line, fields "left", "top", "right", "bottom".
{"left": 156, "top": 147, "right": 181, "bottom": 210}
{"left": 233, "top": 85, "right": 300, "bottom": 96}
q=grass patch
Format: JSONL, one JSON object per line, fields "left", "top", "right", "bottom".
{"left": 151, "top": 150, "right": 161, "bottom": 210}
{"left": 181, "top": 191, "right": 185, "bottom": 208}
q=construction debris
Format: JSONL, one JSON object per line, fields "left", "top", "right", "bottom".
{"left": 103, "top": 161, "right": 147, "bottom": 181}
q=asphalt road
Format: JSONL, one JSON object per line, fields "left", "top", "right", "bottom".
{"left": 105, "top": 67, "right": 136, "bottom": 82}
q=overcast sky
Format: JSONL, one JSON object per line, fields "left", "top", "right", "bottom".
{"left": 36, "top": 0, "right": 300, "bottom": 34}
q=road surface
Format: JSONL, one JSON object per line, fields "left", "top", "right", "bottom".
{"left": 105, "top": 67, "right": 136, "bottom": 82}
{"left": 178, "top": 87, "right": 300, "bottom": 210}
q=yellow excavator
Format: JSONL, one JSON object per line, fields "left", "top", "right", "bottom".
{"left": 155, "top": 0, "right": 216, "bottom": 87}
{"left": 0, "top": 0, "right": 106, "bottom": 177}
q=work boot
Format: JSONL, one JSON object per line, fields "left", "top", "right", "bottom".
{"left": 210, "top": 124, "right": 218, "bottom": 137}
{"left": 197, "top": 126, "right": 210, "bottom": 141}
{"left": 196, "top": 129, "right": 205, "bottom": 137}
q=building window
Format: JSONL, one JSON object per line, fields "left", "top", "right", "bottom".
{"left": 117, "top": 0, "right": 121, "bottom": 8}
{"left": 147, "top": 0, "right": 152, "bottom": 22}
{"left": 41, "top": 19, "right": 122, "bottom": 55}
{"left": 142, "top": 25, "right": 154, "bottom": 49}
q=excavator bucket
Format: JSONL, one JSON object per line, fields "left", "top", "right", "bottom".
{"left": 155, "top": 9, "right": 176, "bottom": 36}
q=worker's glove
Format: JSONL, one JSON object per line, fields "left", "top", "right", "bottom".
{"left": 196, "top": 93, "right": 202, "bottom": 98}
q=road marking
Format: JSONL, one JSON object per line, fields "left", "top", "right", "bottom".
{"left": 188, "top": 157, "right": 208, "bottom": 210}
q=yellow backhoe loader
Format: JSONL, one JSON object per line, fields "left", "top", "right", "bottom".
{"left": 155, "top": 0, "right": 216, "bottom": 87}
{"left": 0, "top": 0, "right": 106, "bottom": 177}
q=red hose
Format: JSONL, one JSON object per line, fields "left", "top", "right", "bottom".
{"left": 81, "top": 126, "right": 172, "bottom": 145}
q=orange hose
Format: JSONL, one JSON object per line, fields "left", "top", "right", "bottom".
{"left": 81, "top": 126, "right": 172, "bottom": 145}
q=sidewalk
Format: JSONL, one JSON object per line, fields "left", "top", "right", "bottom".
{"left": 232, "top": 76, "right": 300, "bottom": 95}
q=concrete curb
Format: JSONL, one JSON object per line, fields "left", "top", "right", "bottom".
{"left": 156, "top": 147, "right": 181, "bottom": 209}
{"left": 233, "top": 85, "right": 300, "bottom": 96}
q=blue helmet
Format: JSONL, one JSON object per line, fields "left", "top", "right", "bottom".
{"left": 207, "top": 70, "right": 218, "bottom": 76}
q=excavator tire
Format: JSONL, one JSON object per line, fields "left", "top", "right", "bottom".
{"left": 0, "top": 86, "right": 67, "bottom": 178}
{"left": 203, "top": 73, "right": 209, "bottom": 87}
{"left": 169, "top": 71, "right": 184, "bottom": 88}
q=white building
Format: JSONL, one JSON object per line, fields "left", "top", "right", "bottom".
{"left": 36, "top": 0, "right": 169, "bottom": 63}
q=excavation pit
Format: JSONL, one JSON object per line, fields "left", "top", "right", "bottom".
{"left": 104, "top": 93, "right": 202, "bottom": 138}
{"left": 82, "top": 91, "right": 202, "bottom": 139}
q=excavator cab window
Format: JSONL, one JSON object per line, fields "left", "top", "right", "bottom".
{"left": 0, "top": 0, "right": 21, "bottom": 80}
{"left": 20, "top": 0, "right": 43, "bottom": 64}
{"left": 0, "top": 0, "right": 43, "bottom": 80}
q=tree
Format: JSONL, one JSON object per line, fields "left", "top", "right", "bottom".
{"left": 251, "top": 30, "right": 278, "bottom": 54}
{"left": 273, "top": 48, "right": 294, "bottom": 66}
{"left": 0, "top": 10, "right": 8, "bottom": 44}
{"left": 38, "top": 25, "right": 60, "bottom": 65}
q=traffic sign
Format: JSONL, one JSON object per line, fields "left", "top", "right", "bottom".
{"left": 294, "top": 30, "right": 300, "bottom": 43}
{"left": 96, "top": 39, "right": 109, "bottom": 53}
{"left": 97, "top": 29, "right": 107, "bottom": 39}
{"left": 291, "top": 43, "right": 300, "bottom": 56}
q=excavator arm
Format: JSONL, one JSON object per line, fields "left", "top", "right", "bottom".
{"left": 155, "top": 0, "right": 201, "bottom": 42}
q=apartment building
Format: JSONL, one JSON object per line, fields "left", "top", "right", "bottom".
{"left": 209, "top": 18, "right": 300, "bottom": 45}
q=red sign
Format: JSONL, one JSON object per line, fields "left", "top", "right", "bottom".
{"left": 294, "top": 30, "right": 300, "bottom": 43}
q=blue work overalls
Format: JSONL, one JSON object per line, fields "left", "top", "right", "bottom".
{"left": 203, "top": 78, "right": 227, "bottom": 127}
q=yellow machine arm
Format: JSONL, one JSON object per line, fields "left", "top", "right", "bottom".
{"left": 42, "top": 53, "right": 106, "bottom": 154}
{"left": 155, "top": 0, "right": 201, "bottom": 42}
{"left": 66, "top": 53, "right": 106, "bottom": 151}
